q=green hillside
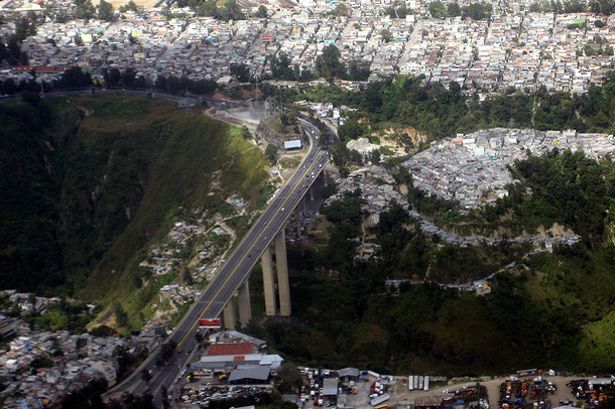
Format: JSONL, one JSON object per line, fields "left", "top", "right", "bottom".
{"left": 248, "top": 152, "right": 615, "bottom": 375}
{"left": 0, "top": 94, "right": 269, "bottom": 326}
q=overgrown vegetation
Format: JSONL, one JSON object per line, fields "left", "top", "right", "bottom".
{"left": 260, "top": 73, "right": 615, "bottom": 143}
{"left": 0, "top": 94, "right": 268, "bottom": 330}
{"left": 248, "top": 147, "right": 615, "bottom": 374}
{"left": 250, "top": 72, "right": 615, "bottom": 374}
{"left": 249, "top": 204, "right": 615, "bottom": 374}
{"left": 0, "top": 66, "right": 217, "bottom": 97}
{"left": 428, "top": 1, "right": 492, "bottom": 19}
{"left": 0, "top": 17, "right": 33, "bottom": 67}
{"left": 267, "top": 45, "right": 370, "bottom": 82}
{"left": 479, "top": 150, "right": 615, "bottom": 243}
{"left": 181, "top": 0, "right": 245, "bottom": 20}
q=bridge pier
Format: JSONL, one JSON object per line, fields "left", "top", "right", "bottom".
{"left": 275, "top": 230, "right": 291, "bottom": 316}
{"left": 261, "top": 247, "right": 277, "bottom": 316}
{"left": 238, "top": 280, "right": 252, "bottom": 325}
{"left": 223, "top": 297, "right": 237, "bottom": 329}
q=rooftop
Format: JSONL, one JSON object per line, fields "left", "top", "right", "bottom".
{"left": 206, "top": 342, "right": 255, "bottom": 356}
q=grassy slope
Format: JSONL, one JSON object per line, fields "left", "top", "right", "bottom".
{"left": 578, "top": 310, "right": 615, "bottom": 372}
{"left": 523, "top": 249, "right": 615, "bottom": 372}
{"left": 58, "top": 96, "right": 268, "bottom": 326}
{"left": 0, "top": 95, "right": 268, "bottom": 328}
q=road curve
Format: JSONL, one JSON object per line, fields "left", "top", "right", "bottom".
{"left": 105, "top": 117, "right": 328, "bottom": 406}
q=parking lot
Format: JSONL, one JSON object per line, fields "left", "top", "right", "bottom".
{"left": 345, "top": 375, "right": 383, "bottom": 409}
{"left": 390, "top": 376, "right": 580, "bottom": 409}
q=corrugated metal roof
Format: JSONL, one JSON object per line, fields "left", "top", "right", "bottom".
{"left": 339, "top": 367, "right": 359, "bottom": 378}
{"left": 371, "top": 393, "right": 391, "bottom": 406}
{"left": 227, "top": 365, "right": 271, "bottom": 382}
{"left": 207, "top": 343, "right": 254, "bottom": 356}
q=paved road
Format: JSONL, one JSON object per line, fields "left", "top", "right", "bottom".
{"left": 105, "top": 118, "right": 328, "bottom": 407}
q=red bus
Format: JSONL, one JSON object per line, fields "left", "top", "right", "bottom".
{"left": 198, "top": 318, "right": 221, "bottom": 329}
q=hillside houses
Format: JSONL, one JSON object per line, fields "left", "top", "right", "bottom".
{"left": 404, "top": 128, "right": 615, "bottom": 210}
{"left": 4, "top": 5, "right": 615, "bottom": 94}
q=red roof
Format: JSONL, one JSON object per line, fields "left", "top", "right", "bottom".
{"left": 206, "top": 343, "right": 254, "bottom": 356}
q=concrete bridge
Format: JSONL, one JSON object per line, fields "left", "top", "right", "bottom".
{"left": 106, "top": 116, "right": 329, "bottom": 404}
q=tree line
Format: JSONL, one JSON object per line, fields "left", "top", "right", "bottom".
{"left": 428, "top": 0, "right": 493, "bottom": 19}
{"left": 0, "top": 66, "right": 217, "bottom": 96}
{"left": 320, "top": 72, "right": 615, "bottom": 141}
{"left": 529, "top": 0, "right": 615, "bottom": 14}
{"left": 268, "top": 45, "right": 371, "bottom": 82}
{"left": 178, "top": 0, "right": 246, "bottom": 20}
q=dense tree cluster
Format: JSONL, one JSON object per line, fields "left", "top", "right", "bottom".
{"left": 529, "top": 0, "right": 615, "bottom": 14}
{"left": 255, "top": 4, "right": 268, "bottom": 17}
{"left": 73, "top": 0, "right": 96, "bottom": 20}
{"left": 428, "top": 0, "right": 492, "bottom": 19}
{"left": 328, "top": 72, "right": 615, "bottom": 141}
{"left": 326, "top": 2, "right": 350, "bottom": 16}
{"left": 230, "top": 63, "right": 252, "bottom": 82}
{"left": 268, "top": 45, "right": 370, "bottom": 81}
{"left": 337, "top": 116, "right": 368, "bottom": 142}
{"left": 269, "top": 52, "right": 302, "bottom": 81}
{"left": 0, "top": 39, "right": 28, "bottom": 67}
{"left": 384, "top": 3, "right": 413, "bottom": 18}
{"left": 0, "top": 66, "right": 92, "bottom": 95}
{"left": 481, "top": 150, "right": 615, "bottom": 244}
{"left": 589, "top": 0, "right": 615, "bottom": 13}
{"left": 0, "top": 17, "right": 34, "bottom": 67}
{"left": 347, "top": 60, "right": 371, "bottom": 81}
{"left": 265, "top": 144, "right": 279, "bottom": 164}
{"left": 0, "top": 66, "right": 216, "bottom": 97}
{"left": 97, "top": 0, "right": 116, "bottom": 21}
{"left": 183, "top": 0, "right": 245, "bottom": 20}
{"left": 119, "top": 0, "right": 142, "bottom": 13}
{"left": 0, "top": 94, "right": 65, "bottom": 291}
{"left": 315, "top": 45, "right": 346, "bottom": 79}
{"left": 578, "top": 35, "right": 614, "bottom": 56}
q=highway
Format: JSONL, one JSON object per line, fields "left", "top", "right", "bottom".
{"left": 105, "top": 117, "right": 328, "bottom": 406}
